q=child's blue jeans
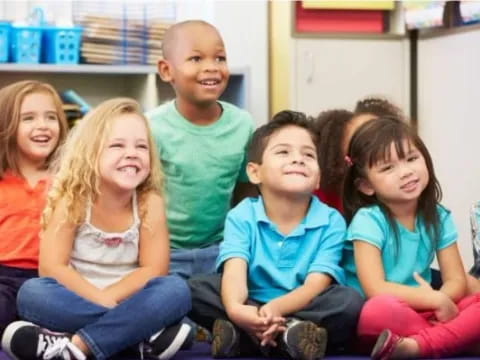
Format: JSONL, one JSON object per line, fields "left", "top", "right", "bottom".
{"left": 16, "top": 276, "right": 191, "bottom": 360}
{"left": 169, "top": 243, "right": 219, "bottom": 279}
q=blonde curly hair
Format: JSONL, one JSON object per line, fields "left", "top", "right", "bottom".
{"left": 42, "top": 97, "right": 163, "bottom": 229}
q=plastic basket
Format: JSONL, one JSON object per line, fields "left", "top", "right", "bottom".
{"left": 10, "top": 25, "right": 43, "bottom": 63}
{"left": 42, "top": 26, "right": 82, "bottom": 64}
{"left": 0, "top": 22, "right": 10, "bottom": 62}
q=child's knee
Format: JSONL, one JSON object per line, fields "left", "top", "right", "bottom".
{"left": 358, "top": 295, "right": 401, "bottom": 333}
{"left": 17, "top": 277, "right": 53, "bottom": 301}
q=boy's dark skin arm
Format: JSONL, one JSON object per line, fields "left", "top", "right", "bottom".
{"left": 232, "top": 182, "right": 258, "bottom": 206}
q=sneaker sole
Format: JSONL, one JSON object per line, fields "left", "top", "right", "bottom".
{"left": 1, "top": 320, "right": 36, "bottom": 360}
{"left": 157, "top": 323, "right": 191, "bottom": 360}
{"left": 288, "top": 321, "right": 328, "bottom": 360}
{"left": 371, "top": 329, "right": 391, "bottom": 360}
{"left": 211, "top": 320, "right": 237, "bottom": 358}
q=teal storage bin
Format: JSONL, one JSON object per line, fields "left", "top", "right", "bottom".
{"left": 10, "top": 25, "right": 42, "bottom": 63}
{"left": 0, "top": 22, "right": 10, "bottom": 62}
{"left": 42, "top": 26, "right": 82, "bottom": 64}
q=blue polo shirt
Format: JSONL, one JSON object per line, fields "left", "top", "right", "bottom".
{"left": 342, "top": 204, "right": 457, "bottom": 297}
{"left": 216, "top": 196, "right": 347, "bottom": 303}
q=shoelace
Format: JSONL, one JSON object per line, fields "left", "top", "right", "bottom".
{"left": 137, "top": 329, "right": 165, "bottom": 360}
{"left": 38, "top": 336, "right": 86, "bottom": 360}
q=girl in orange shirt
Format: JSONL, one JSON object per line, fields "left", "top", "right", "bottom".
{"left": 0, "top": 80, "right": 67, "bottom": 335}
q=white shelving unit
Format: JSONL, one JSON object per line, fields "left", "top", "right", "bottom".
{"left": 0, "top": 64, "right": 250, "bottom": 113}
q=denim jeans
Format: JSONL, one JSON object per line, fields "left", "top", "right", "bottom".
{"left": 17, "top": 276, "right": 191, "bottom": 360}
{"left": 0, "top": 265, "right": 37, "bottom": 336}
{"left": 169, "top": 244, "right": 219, "bottom": 280}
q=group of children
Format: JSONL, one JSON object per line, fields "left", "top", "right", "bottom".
{"left": 0, "top": 18, "right": 479, "bottom": 360}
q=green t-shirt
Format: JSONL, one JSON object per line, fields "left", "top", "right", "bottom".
{"left": 146, "top": 100, "right": 254, "bottom": 249}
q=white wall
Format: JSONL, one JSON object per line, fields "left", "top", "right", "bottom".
{"left": 418, "top": 29, "right": 480, "bottom": 269}
{"left": 291, "top": 37, "right": 410, "bottom": 117}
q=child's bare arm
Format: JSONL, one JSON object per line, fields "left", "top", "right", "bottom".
{"left": 103, "top": 192, "right": 169, "bottom": 303}
{"left": 221, "top": 258, "right": 268, "bottom": 333}
{"left": 40, "top": 199, "right": 112, "bottom": 307}
{"left": 437, "top": 243, "right": 467, "bottom": 301}
{"left": 221, "top": 258, "right": 249, "bottom": 314}
{"left": 260, "top": 273, "right": 331, "bottom": 317}
{"left": 355, "top": 241, "right": 448, "bottom": 310}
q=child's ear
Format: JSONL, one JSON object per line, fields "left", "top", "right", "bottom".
{"left": 356, "top": 178, "right": 375, "bottom": 196}
{"left": 157, "top": 59, "right": 173, "bottom": 82}
{"left": 246, "top": 162, "right": 261, "bottom": 185}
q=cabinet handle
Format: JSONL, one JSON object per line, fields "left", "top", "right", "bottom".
{"left": 304, "top": 51, "right": 314, "bottom": 83}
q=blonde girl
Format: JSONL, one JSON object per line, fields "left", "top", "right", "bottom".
{"left": 2, "top": 98, "right": 191, "bottom": 360}
{"left": 0, "top": 80, "right": 67, "bottom": 335}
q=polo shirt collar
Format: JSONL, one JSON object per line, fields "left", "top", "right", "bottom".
{"left": 253, "top": 195, "right": 330, "bottom": 231}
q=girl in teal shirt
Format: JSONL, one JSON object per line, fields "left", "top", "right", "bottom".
{"left": 342, "top": 117, "right": 480, "bottom": 359}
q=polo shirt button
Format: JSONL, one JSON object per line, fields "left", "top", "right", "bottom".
{"left": 278, "top": 241, "right": 283, "bottom": 247}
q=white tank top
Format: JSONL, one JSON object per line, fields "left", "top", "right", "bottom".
{"left": 69, "top": 192, "right": 140, "bottom": 289}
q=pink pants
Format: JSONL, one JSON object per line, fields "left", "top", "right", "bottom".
{"left": 357, "top": 294, "right": 480, "bottom": 358}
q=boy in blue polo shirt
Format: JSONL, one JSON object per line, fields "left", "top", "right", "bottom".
{"left": 188, "top": 111, "right": 364, "bottom": 360}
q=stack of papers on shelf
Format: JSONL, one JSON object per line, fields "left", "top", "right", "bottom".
{"left": 73, "top": 2, "right": 175, "bottom": 65}
{"left": 403, "top": 1, "right": 446, "bottom": 29}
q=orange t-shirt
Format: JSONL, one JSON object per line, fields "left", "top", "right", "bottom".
{"left": 0, "top": 171, "right": 48, "bottom": 269}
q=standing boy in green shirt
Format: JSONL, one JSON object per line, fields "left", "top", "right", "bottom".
{"left": 146, "top": 20, "right": 254, "bottom": 278}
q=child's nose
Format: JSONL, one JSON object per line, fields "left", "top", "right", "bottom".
{"left": 292, "top": 152, "right": 305, "bottom": 164}
{"left": 399, "top": 163, "right": 414, "bottom": 178}
{"left": 125, "top": 147, "right": 139, "bottom": 158}
{"left": 37, "top": 117, "right": 49, "bottom": 128}
{"left": 204, "top": 59, "right": 220, "bottom": 72}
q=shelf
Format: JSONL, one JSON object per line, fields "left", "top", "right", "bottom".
{"left": 418, "top": 22, "right": 480, "bottom": 39}
{"left": 0, "top": 63, "right": 249, "bottom": 76}
{"left": 0, "top": 64, "right": 156, "bottom": 74}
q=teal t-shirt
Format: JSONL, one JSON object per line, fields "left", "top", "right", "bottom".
{"left": 342, "top": 204, "right": 457, "bottom": 297}
{"left": 146, "top": 100, "right": 254, "bottom": 249}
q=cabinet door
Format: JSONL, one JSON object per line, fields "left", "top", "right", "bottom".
{"left": 293, "top": 37, "right": 410, "bottom": 116}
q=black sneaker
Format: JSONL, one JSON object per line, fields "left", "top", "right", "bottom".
{"left": 1, "top": 321, "right": 86, "bottom": 360}
{"left": 211, "top": 319, "right": 240, "bottom": 358}
{"left": 143, "top": 322, "right": 192, "bottom": 360}
{"left": 281, "top": 319, "right": 327, "bottom": 360}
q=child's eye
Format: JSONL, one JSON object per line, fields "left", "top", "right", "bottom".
{"left": 407, "top": 155, "right": 419, "bottom": 162}
{"left": 109, "top": 143, "right": 123, "bottom": 148}
{"left": 21, "top": 116, "right": 34, "bottom": 122}
{"left": 216, "top": 56, "right": 226, "bottom": 62}
{"left": 276, "top": 150, "right": 288, "bottom": 155}
{"left": 305, "top": 152, "right": 316, "bottom": 159}
{"left": 189, "top": 56, "right": 201, "bottom": 62}
{"left": 379, "top": 164, "right": 393, "bottom": 172}
{"left": 137, "top": 144, "right": 149, "bottom": 150}
{"left": 47, "top": 115, "right": 58, "bottom": 121}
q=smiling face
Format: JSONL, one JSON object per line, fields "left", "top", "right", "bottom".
{"left": 358, "top": 138, "right": 429, "bottom": 208}
{"left": 158, "top": 22, "right": 229, "bottom": 107}
{"left": 98, "top": 113, "right": 151, "bottom": 193}
{"left": 247, "top": 125, "right": 320, "bottom": 197}
{"left": 15, "top": 91, "right": 60, "bottom": 168}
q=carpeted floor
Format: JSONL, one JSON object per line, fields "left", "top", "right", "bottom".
{"left": 1, "top": 343, "right": 478, "bottom": 359}
{"left": 173, "top": 342, "right": 480, "bottom": 360}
